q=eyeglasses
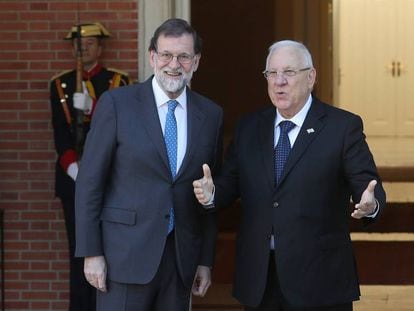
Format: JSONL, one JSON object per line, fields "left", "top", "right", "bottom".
{"left": 155, "top": 51, "right": 195, "bottom": 64}
{"left": 262, "top": 67, "right": 311, "bottom": 79}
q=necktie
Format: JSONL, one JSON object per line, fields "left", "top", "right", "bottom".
{"left": 165, "top": 100, "right": 178, "bottom": 234}
{"left": 275, "top": 120, "right": 295, "bottom": 185}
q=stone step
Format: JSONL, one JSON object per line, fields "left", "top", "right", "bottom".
{"left": 192, "top": 285, "right": 414, "bottom": 310}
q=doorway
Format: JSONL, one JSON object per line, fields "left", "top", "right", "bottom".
{"left": 333, "top": 0, "right": 414, "bottom": 167}
{"left": 191, "top": 0, "right": 333, "bottom": 144}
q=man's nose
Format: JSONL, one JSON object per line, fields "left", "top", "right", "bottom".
{"left": 168, "top": 56, "right": 181, "bottom": 68}
{"left": 274, "top": 74, "right": 287, "bottom": 85}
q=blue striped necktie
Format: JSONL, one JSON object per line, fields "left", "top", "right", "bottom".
{"left": 164, "top": 100, "right": 178, "bottom": 234}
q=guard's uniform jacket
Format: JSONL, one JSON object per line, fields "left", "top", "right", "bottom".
{"left": 50, "top": 63, "right": 130, "bottom": 200}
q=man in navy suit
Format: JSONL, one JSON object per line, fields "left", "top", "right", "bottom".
{"left": 50, "top": 22, "right": 130, "bottom": 311}
{"left": 75, "top": 19, "right": 223, "bottom": 310}
{"left": 193, "top": 40, "right": 386, "bottom": 311}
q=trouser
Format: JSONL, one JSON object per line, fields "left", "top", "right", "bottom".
{"left": 245, "top": 252, "right": 352, "bottom": 311}
{"left": 96, "top": 232, "right": 191, "bottom": 311}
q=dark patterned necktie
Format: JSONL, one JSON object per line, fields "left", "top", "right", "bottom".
{"left": 164, "top": 100, "right": 178, "bottom": 233}
{"left": 275, "top": 120, "right": 295, "bottom": 185}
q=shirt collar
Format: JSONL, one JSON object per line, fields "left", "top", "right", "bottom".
{"left": 275, "top": 94, "right": 312, "bottom": 128}
{"left": 152, "top": 76, "right": 187, "bottom": 109}
{"left": 83, "top": 62, "right": 102, "bottom": 80}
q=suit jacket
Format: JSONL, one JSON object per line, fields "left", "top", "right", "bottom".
{"left": 215, "top": 98, "right": 386, "bottom": 308}
{"left": 75, "top": 77, "right": 223, "bottom": 287}
{"left": 50, "top": 65, "right": 130, "bottom": 200}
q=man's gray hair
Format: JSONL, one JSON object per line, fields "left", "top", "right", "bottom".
{"left": 265, "top": 40, "right": 313, "bottom": 70}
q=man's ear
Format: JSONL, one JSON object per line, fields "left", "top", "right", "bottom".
{"left": 149, "top": 50, "right": 156, "bottom": 69}
{"left": 308, "top": 68, "right": 317, "bottom": 88}
{"left": 192, "top": 54, "right": 201, "bottom": 72}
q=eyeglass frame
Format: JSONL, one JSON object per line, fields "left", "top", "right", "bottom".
{"left": 155, "top": 51, "right": 196, "bottom": 64}
{"left": 262, "top": 67, "right": 311, "bottom": 79}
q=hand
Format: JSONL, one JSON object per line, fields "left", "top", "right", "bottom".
{"left": 351, "top": 180, "right": 378, "bottom": 219}
{"left": 73, "top": 82, "right": 93, "bottom": 114}
{"left": 66, "top": 162, "right": 79, "bottom": 181}
{"left": 193, "top": 164, "right": 214, "bottom": 205}
{"left": 73, "top": 92, "right": 93, "bottom": 114}
{"left": 191, "top": 265, "right": 211, "bottom": 297}
{"left": 84, "top": 256, "right": 107, "bottom": 292}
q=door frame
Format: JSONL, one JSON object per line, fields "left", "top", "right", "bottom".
{"left": 138, "top": 0, "right": 191, "bottom": 82}
{"left": 332, "top": 0, "right": 340, "bottom": 106}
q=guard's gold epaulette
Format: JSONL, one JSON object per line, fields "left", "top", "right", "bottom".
{"left": 107, "top": 67, "right": 129, "bottom": 77}
{"left": 50, "top": 69, "right": 73, "bottom": 81}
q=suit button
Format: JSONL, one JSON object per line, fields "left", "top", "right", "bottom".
{"left": 272, "top": 202, "right": 279, "bottom": 208}
{"left": 165, "top": 214, "right": 170, "bottom": 219}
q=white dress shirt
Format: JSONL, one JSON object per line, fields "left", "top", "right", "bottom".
{"left": 274, "top": 94, "right": 312, "bottom": 148}
{"left": 152, "top": 77, "right": 187, "bottom": 175}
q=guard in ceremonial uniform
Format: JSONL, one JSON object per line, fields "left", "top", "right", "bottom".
{"left": 50, "top": 22, "right": 130, "bottom": 311}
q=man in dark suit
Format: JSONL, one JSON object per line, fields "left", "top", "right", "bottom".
{"left": 193, "top": 40, "right": 386, "bottom": 311}
{"left": 75, "top": 18, "right": 223, "bottom": 310}
{"left": 50, "top": 22, "right": 130, "bottom": 311}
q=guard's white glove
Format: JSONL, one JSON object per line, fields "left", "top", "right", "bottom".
{"left": 67, "top": 162, "right": 79, "bottom": 181}
{"left": 73, "top": 82, "right": 93, "bottom": 115}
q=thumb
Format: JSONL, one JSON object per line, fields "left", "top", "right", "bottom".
{"left": 366, "top": 179, "right": 377, "bottom": 193}
{"left": 97, "top": 276, "right": 107, "bottom": 292}
{"left": 202, "top": 164, "right": 211, "bottom": 179}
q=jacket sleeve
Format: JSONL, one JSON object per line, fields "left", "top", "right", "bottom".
{"left": 343, "top": 114, "right": 386, "bottom": 225}
{"left": 75, "top": 91, "right": 117, "bottom": 257}
{"left": 199, "top": 107, "right": 223, "bottom": 267}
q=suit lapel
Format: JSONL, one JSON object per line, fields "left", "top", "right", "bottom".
{"left": 132, "top": 78, "right": 171, "bottom": 175}
{"left": 176, "top": 89, "right": 205, "bottom": 179}
{"left": 277, "top": 99, "right": 326, "bottom": 187}
{"left": 259, "top": 107, "right": 277, "bottom": 189}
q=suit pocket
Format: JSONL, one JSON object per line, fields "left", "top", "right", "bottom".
{"left": 100, "top": 207, "right": 136, "bottom": 225}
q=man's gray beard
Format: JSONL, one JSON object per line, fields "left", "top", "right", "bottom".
{"left": 155, "top": 71, "right": 193, "bottom": 94}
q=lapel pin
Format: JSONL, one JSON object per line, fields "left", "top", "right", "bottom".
{"left": 306, "top": 128, "right": 315, "bottom": 134}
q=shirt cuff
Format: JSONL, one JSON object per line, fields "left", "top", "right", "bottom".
{"left": 201, "top": 186, "right": 215, "bottom": 209}
{"left": 365, "top": 199, "right": 380, "bottom": 218}
{"left": 67, "top": 162, "right": 79, "bottom": 181}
